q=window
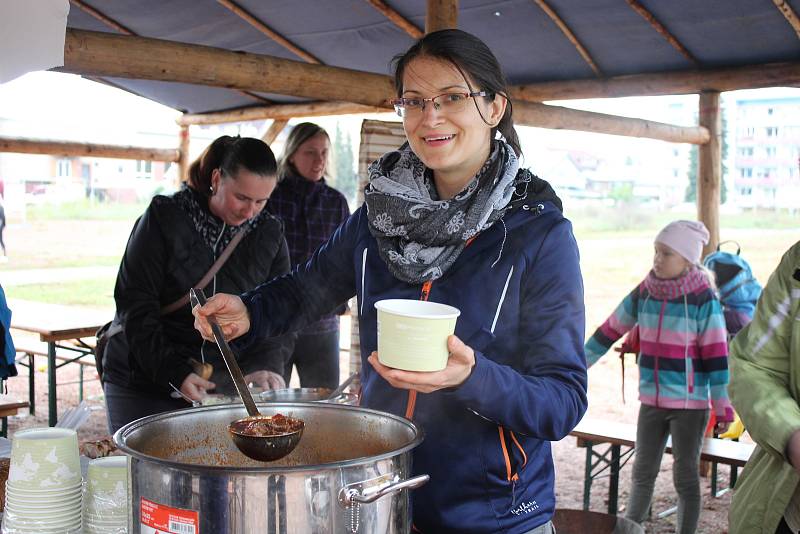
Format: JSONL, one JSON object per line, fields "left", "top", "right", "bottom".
{"left": 136, "top": 160, "right": 153, "bottom": 180}
{"left": 740, "top": 168, "right": 753, "bottom": 178}
{"left": 738, "top": 147, "right": 754, "bottom": 157}
{"left": 739, "top": 187, "right": 752, "bottom": 196}
{"left": 768, "top": 107, "right": 774, "bottom": 115}
{"left": 766, "top": 127, "right": 779, "bottom": 137}
{"left": 56, "top": 159, "right": 71, "bottom": 177}
{"left": 742, "top": 127, "right": 755, "bottom": 137}
{"left": 766, "top": 146, "right": 777, "bottom": 157}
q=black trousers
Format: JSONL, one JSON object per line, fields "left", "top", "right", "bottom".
{"left": 282, "top": 328, "right": 340, "bottom": 389}
{"left": 104, "top": 381, "right": 188, "bottom": 433}
{"left": 776, "top": 517, "right": 794, "bottom": 534}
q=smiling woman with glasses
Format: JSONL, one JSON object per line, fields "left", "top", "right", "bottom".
{"left": 193, "top": 29, "right": 586, "bottom": 534}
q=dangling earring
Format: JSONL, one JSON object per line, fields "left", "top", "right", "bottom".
{"left": 209, "top": 185, "right": 215, "bottom": 196}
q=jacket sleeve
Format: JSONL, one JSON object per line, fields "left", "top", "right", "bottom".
{"left": 729, "top": 242, "right": 800, "bottom": 461}
{"left": 584, "top": 286, "right": 640, "bottom": 366}
{"left": 450, "top": 218, "right": 588, "bottom": 441}
{"left": 697, "top": 294, "right": 734, "bottom": 422}
{"left": 114, "top": 205, "right": 194, "bottom": 390}
{"left": 239, "top": 208, "right": 361, "bottom": 343}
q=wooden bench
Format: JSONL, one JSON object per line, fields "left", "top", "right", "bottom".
{"left": 0, "top": 394, "right": 29, "bottom": 437}
{"left": 570, "top": 418, "right": 755, "bottom": 515}
{"left": 14, "top": 344, "right": 97, "bottom": 416}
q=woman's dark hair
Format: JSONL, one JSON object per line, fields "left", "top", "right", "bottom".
{"left": 188, "top": 135, "right": 277, "bottom": 195}
{"left": 392, "top": 29, "right": 522, "bottom": 157}
{"left": 277, "top": 122, "right": 330, "bottom": 181}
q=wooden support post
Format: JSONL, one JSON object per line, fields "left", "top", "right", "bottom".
{"left": 426, "top": 0, "right": 458, "bottom": 33}
{"left": 177, "top": 125, "right": 190, "bottom": 188}
{"left": 697, "top": 91, "right": 721, "bottom": 255}
{"left": 262, "top": 120, "right": 289, "bottom": 145}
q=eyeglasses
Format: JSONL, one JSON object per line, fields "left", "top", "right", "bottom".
{"left": 390, "top": 91, "right": 489, "bottom": 118}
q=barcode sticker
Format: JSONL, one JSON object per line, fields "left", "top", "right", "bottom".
{"left": 169, "top": 520, "right": 196, "bottom": 534}
{"left": 141, "top": 497, "right": 200, "bottom": 534}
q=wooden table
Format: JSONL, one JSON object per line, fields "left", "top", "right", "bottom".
{"left": 571, "top": 417, "right": 755, "bottom": 515}
{"left": 8, "top": 300, "right": 106, "bottom": 427}
{"left": 0, "top": 395, "right": 29, "bottom": 437}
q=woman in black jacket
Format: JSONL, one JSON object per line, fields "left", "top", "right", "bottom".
{"left": 103, "top": 135, "right": 293, "bottom": 432}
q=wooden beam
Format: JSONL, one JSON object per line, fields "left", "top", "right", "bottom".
{"left": 426, "top": 0, "right": 458, "bottom": 33}
{"left": 509, "top": 62, "right": 800, "bottom": 101}
{"left": 531, "top": 0, "right": 602, "bottom": 76}
{"left": 217, "top": 0, "right": 321, "bottom": 64}
{"left": 177, "top": 125, "right": 190, "bottom": 187}
{"left": 0, "top": 136, "right": 180, "bottom": 162}
{"left": 625, "top": 0, "right": 697, "bottom": 65}
{"left": 59, "top": 30, "right": 395, "bottom": 107}
{"left": 697, "top": 91, "right": 721, "bottom": 254}
{"left": 178, "top": 101, "right": 389, "bottom": 126}
{"left": 773, "top": 0, "right": 800, "bottom": 40}
{"left": 262, "top": 120, "right": 289, "bottom": 144}
{"left": 513, "top": 100, "right": 709, "bottom": 145}
{"left": 69, "top": 0, "right": 134, "bottom": 35}
{"left": 365, "top": 0, "right": 423, "bottom": 38}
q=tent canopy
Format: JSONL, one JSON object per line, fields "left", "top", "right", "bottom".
{"left": 65, "top": 0, "right": 800, "bottom": 114}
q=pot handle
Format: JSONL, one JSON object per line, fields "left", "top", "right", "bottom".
{"left": 338, "top": 474, "right": 430, "bottom": 506}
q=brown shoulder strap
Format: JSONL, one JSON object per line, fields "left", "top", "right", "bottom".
{"left": 160, "top": 228, "right": 248, "bottom": 315}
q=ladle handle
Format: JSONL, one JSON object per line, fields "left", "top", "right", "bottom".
{"left": 190, "top": 288, "right": 260, "bottom": 418}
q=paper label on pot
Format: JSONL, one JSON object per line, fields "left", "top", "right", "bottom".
{"left": 141, "top": 497, "right": 200, "bottom": 534}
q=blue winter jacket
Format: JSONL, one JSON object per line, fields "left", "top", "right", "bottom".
{"left": 240, "top": 182, "right": 587, "bottom": 533}
{"left": 0, "top": 284, "right": 17, "bottom": 380}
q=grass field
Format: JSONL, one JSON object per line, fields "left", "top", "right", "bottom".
{"left": 0, "top": 203, "right": 796, "bottom": 316}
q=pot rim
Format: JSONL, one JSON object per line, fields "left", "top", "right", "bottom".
{"left": 113, "top": 402, "right": 424, "bottom": 473}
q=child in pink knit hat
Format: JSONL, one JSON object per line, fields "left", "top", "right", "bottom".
{"left": 655, "top": 219, "right": 710, "bottom": 267}
{"left": 584, "top": 219, "right": 732, "bottom": 533}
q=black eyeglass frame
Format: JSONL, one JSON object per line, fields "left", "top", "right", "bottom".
{"left": 389, "top": 91, "right": 490, "bottom": 117}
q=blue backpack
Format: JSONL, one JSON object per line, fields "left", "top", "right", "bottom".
{"left": 703, "top": 241, "right": 762, "bottom": 336}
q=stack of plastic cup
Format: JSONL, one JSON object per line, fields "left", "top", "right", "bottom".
{"left": 83, "top": 455, "right": 128, "bottom": 534}
{"left": 2, "top": 427, "right": 82, "bottom": 533}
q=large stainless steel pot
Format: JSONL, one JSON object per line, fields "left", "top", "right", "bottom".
{"left": 114, "top": 402, "right": 426, "bottom": 534}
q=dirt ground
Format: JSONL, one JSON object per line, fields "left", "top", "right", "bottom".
{"left": 2, "top": 344, "right": 737, "bottom": 533}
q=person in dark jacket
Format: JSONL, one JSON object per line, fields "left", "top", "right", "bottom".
{"left": 268, "top": 122, "right": 350, "bottom": 389}
{"left": 194, "top": 30, "right": 587, "bottom": 534}
{"left": 103, "top": 135, "right": 293, "bottom": 433}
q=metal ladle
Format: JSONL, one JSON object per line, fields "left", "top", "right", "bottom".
{"left": 190, "top": 288, "right": 304, "bottom": 462}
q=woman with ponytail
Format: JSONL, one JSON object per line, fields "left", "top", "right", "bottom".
{"left": 103, "top": 135, "right": 294, "bottom": 432}
{"left": 194, "top": 31, "right": 586, "bottom": 533}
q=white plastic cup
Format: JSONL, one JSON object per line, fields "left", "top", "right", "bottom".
{"left": 8, "top": 427, "right": 81, "bottom": 490}
{"left": 375, "top": 299, "right": 461, "bottom": 372}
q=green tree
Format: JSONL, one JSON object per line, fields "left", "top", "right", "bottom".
{"left": 609, "top": 183, "right": 634, "bottom": 205}
{"left": 332, "top": 123, "right": 356, "bottom": 206}
{"left": 685, "top": 111, "right": 728, "bottom": 204}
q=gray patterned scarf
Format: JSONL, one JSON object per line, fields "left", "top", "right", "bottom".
{"left": 365, "top": 140, "right": 522, "bottom": 284}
